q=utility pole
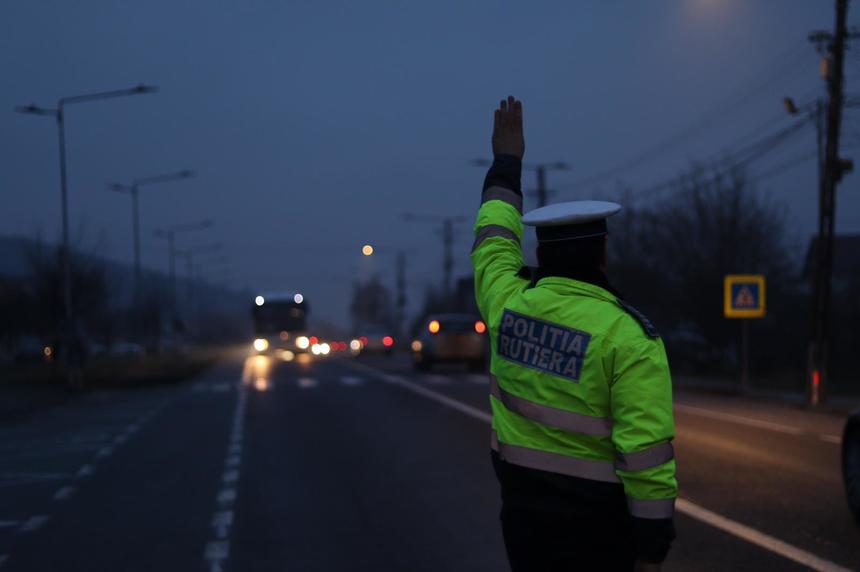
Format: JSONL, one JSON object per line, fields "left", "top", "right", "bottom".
{"left": 108, "top": 169, "right": 196, "bottom": 301}
{"left": 154, "top": 220, "right": 213, "bottom": 334}
{"left": 473, "top": 159, "right": 569, "bottom": 208}
{"left": 396, "top": 251, "right": 407, "bottom": 339}
{"left": 529, "top": 163, "right": 571, "bottom": 207}
{"left": 806, "top": 0, "right": 857, "bottom": 405}
{"left": 402, "top": 213, "right": 468, "bottom": 308}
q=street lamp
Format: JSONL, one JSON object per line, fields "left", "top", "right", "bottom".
{"left": 473, "top": 158, "right": 570, "bottom": 207}
{"left": 154, "top": 219, "right": 213, "bottom": 328}
{"left": 107, "top": 169, "right": 195, "bottom": 296}
{"left": 361, "top": 244, "right": 374, "bottom": 256}
{"left": 15, "top": 84, "right": 158, "bottom": 377}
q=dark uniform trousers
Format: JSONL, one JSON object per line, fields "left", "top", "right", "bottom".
{"left": 493, "top": 451, "right": 638, "bottom": 572}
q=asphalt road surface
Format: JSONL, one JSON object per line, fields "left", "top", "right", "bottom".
{"left": 0, "top": 350, "right": 856, "bottom": 571}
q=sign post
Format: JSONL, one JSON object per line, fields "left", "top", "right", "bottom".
{"left": 724, "top": 275, "right": 766, "bottom": 392}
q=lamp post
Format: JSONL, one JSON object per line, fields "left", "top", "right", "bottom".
{"left": 15, "top": 84, "right": 158, "bottom": 378}
{"left": 108, "top": 169, "right": 195, "bottom": 297}
{"left": 154, "top": 220, "right": 213, "bottom": 330}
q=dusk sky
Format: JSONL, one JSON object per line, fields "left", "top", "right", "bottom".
{"left": 3, "top": 1, "right": 858, "bottom": 326}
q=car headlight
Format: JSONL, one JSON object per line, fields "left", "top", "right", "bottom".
{"left": 253, "top": 338, "right": 269, "bottom": 352}
{"left": 296, "top": 336, "right": 310, "bottom": 349}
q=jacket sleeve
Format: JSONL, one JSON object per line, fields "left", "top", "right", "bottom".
{"left": 470, "top": 155, "right": 529, "bottom": 322}
{"left": 610, "top": 338, "right": 677, "bottom": 563}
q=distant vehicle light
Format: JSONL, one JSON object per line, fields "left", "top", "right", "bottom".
{"left": 43, "top": 346, "right": 53, "bottom": 358}
{"left": 428, "top": 320, "right": 441, "bottom": 334}
{"left": 254, "top": 377, "right": 269, "bottom": 391}
{"left": 296, "top": 336, "right": 310, "bottom": 349}
{"left": 411, "top": 340, "right": 422, "bottom": 352}
{"left": 311, "top": 343, "right": 321, "bottom": 355}
{"left": 294, "top": 293, "right": 304, "bottom": 304}
{"left": 255, "top": 295, "right": 265, "bottom": 306}
{"left": 279, "top": 331, "right": 289, "bottom": 341}
{"left": 320, "top": 343, "right": 331, "bottom": 355}
{"left": 382, "top": 336, "right": 394, "bottom": 347}
{"left": 310, "top": 336, "right": 319, "bottom": 345}
{"left": 253, "top": 338, "right": 269, "bottom": 352}
{"left": 359, "top": 336, "right": 369, "bottom": 346}
{"left": 350, "top": 339, "right": 362, "bottom": 351}
{"left": 281, "top": 350, "right": 295, "bottom": 362}
{"left": 475, "top": 320, "right": 487, "bottom": 334}
{"left": 362, "top": 244, "right": 374, "bottom": 256}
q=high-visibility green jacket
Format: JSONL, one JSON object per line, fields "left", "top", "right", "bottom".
{"left": 471, "top": 166, "right": 678, "bottom": 524}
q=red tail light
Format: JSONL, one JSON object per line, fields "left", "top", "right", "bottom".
{"left": 475, "top": 320, "right": 487, "bottom": 334}
{"left": 382, "top": 336, "right": 394, "bottom": 347}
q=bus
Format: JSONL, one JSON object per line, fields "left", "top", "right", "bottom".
{"left": 251, "top": 292, "right": 310, "bottom": 356}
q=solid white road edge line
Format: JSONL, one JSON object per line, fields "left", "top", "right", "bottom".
{"left": 675, "top": 499, "right": 851, "bottom": 572}
{"left": 675, "top": 403, "right": 841, "bottom": 442}
{"left": 345, "top": 361, "right": 850, "bottom": 572}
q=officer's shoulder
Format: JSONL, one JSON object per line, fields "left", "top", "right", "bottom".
{"left": 613, "top": 299, "right": 660, "bottom": 339}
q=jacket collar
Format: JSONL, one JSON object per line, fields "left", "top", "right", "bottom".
{"left": 532, "top": 267, "right": 623, "bottom": 300}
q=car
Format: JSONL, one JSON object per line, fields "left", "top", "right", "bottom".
{"left": 411, "top": 314, "right": 488, "bottom": 372}
{"left": 843, "top": 409, "right": 860, "bottom": 524}
{"left": 358, "top": 328, "right": 396, "bottom": 356}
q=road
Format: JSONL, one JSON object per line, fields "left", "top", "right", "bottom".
{"left": 0, "top": 350, "right": 856, "bottom": 571}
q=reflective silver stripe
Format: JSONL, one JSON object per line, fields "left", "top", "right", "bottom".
{"left": 482, "top": 185, "right": 523, "bottom": 214}
{"left": 627, "top": 497, "right": 675, "bottom": 519}
{"left": 490, "top": 376, "right": 613, "bottom": 437}
{"left": 615, "top": 442, "right": 675, "bottom": 472}
{"left": 472, "top": 224, "right": 519, "bottom": 252}
{"left": 491, "top": 430, "right": 620, "bottom": 483}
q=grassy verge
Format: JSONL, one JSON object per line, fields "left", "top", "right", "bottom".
{"left": 0, "top": 347, "right": 222, "bottom": 389}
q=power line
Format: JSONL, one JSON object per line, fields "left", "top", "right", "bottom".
{"left": 614, "top": 115, "right": 813, "bottom": 204}
{"left": 557, "top": 42, "right": 813, "bottom": 192}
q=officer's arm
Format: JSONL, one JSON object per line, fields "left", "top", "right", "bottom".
{"left": 610, "top": 339, "right": 678, "bottom": 564}
{"left": 471, "top": 97, "right": 529, "bottom": 321}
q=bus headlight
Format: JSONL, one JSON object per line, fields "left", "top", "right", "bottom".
{"left": 253, "top": 338, "right": 269, "bottom": 352}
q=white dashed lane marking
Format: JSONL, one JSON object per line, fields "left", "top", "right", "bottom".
{"left": 18, "top": 515, "right": 49, "bottom": 533}
{"left": 217, "top": 488, "right": 237, "bottom": 506}
{"left": 211, "top": 511, "right": 233, "bottom": 539}
{"left": 339, "top": 376, "right": 363, "bottom": 386}
{"left": 297, "top": 377, "right": 318, "bottom": 389}
{"left": 203, "top": 381, "right": 247, "bottom": 572}
{"left": 0, "top": 522, "right": 19, "bottom": 529}
{"left": 52, "top": 486, "right": 76, "bottom": 501}
{"left": 76, "top": 464, "right": 95, "bottom": 478}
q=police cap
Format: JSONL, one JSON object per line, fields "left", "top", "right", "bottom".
{"left": 522, "top": 200, "right": 621, "bottom": 243}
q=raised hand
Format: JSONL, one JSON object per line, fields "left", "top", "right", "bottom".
{"left": 492, "top": 95, "right": 525, "bottom": 160}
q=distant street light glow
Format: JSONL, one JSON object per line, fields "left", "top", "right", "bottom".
{"left": 255, "top": 295, "right": 265, "bottom": 306}
{"left": 294, "top": 293, "right": 304, "bottom": 304}
{"left": 362, "top": 244, "right": 374, "bottom": 256}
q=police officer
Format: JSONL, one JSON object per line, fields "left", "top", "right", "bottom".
{"left": 473, "top": 96, "right": 677, "bottom": 571}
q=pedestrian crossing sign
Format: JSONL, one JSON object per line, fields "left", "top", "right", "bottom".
{"left": 724, "top": 275, "right": 766, "bottom": 318}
